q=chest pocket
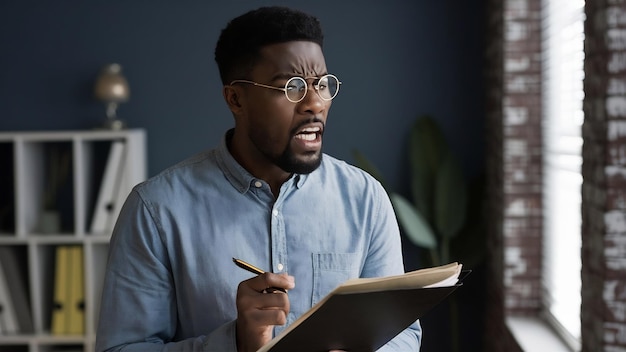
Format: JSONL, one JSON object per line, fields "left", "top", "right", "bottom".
{"left": 311, "top": 252, "right": 360, "bottom": 306}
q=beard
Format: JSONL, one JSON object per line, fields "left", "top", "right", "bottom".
{"left": 275, "top": 146, "right": 323, "bottom": 174}
{"left": 247, "top": 117, "right": 325, "bottom": 174}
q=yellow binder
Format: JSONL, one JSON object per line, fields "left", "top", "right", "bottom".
{"left": 67, "top": 246, "right": 85, "bottom": 334}
{"left": 51, "top": 246, "right": 69, "bottom": 335}
{"left": 51, "top": 245, "right": 85, "bottom": 335}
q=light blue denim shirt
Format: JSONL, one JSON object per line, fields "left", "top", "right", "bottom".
{"left": 96, "top": 132, "right": 422, "bottom": 352}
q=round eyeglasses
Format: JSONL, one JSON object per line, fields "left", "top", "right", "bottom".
{"left": 229, "top": 74, "right": 341, "bottom": 103}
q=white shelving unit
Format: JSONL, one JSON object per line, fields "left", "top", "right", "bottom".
{"left": 0, "top": 129, "right": 146, "bottom": 352}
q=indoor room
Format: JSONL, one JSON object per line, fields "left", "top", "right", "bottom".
{"left": 0, "top": 1, "right": 623, "bottom": 351}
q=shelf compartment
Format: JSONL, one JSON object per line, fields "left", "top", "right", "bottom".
{"left": 0, "top": 142, "right": 15, "bottom": 235}
{"left": 86, "top": 243, "right": 109, "bottom": 334}
{"left": 77, "top": 140, "right": 124, "bottom": 236}
{"left": 16, "top": 141, "right": 75, "bottom": 236}
{"left": 37, "top": 341, "right": 85, "bottom": 352}
{"left": 0, "top": 244, "right": 33, "bottom": 335}
{"left": 0, "top": 344, "right": 29, "bottom": 352}
{"left": 33, "top": 244, "right": 87, "bottom": 337}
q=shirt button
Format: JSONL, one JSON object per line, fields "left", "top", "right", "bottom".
{"left": 272, "top": 209, "right": 278, "bottom": 216}
{"left": 277, "top": 263, "right": 284, "bottom": 271}
{"left": 254, "top": 180, "right": 262, "bottom": 188}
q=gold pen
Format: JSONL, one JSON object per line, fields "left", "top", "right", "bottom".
{"left": 232, "top": 257, "right": 287, "bottom": 293}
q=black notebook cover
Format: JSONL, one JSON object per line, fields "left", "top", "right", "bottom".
{"left": 261, "top": 272, "right": 468, "bottom": 352}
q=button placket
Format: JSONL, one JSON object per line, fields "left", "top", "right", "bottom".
{"left": 270, "top": 204, "right": 287, "bottom": 273}
{"left": 271, "top": 180, "right": 296, "bottom": 275}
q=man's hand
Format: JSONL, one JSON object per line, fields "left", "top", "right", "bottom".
{"left": 236, "top": 272, "right": 295, "bottom": 352}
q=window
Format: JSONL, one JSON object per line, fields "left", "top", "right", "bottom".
{"left": 541, "top": 0, "right": 585, "bottom": 349}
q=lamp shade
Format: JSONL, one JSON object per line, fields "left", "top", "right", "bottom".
{"left": 94, "top": 63, "right": 130, "bottom": 103}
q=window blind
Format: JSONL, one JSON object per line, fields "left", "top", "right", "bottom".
{"left": 541, "top": 0, "right": 585, "bottom": 349}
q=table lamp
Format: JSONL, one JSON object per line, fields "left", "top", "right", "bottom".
{"left": 94, "top": 63, "right": 130, "bottom": 129}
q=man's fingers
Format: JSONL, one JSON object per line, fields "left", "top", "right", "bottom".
{"left": 246, "top": 304, "right": 289, "bottom": 326}
{"left": 236, "top": 276, "right": 291, "bottom": 333}
{"left": 238, "top": 285, "right": 291, "bottom": 310}
{"left": 235, "top": 272, "right": 295, "bottom": 352}
{"left": 244, "top": 272, "right": 295, "bottom": 293}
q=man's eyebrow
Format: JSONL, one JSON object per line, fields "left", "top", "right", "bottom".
{"left": 270, "top": 73, "right": 295, "bottom": 81}
{"left": 270, "top": 73, "right": 328, "bottom": 81}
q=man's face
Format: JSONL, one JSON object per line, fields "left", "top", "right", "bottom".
{"left": 235, "top": 41, "right": 331, "bottom": 174}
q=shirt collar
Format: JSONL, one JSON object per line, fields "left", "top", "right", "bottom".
{"left": 216, "top": 129, "right": 309, "bottom": 193}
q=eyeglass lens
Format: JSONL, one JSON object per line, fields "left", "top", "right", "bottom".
{"left": 285, "top": 75, "right": 340, "bottom": 102}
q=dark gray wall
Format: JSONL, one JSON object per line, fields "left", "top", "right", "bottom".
{"left": 0, "top": 0, "right": 484, "bottom": 189}
{"left": 0, "top": 2, "right": 486, "bottom": 349}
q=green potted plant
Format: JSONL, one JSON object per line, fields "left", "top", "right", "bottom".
{"left": 353, "top": 114, "right": 485, "bottom": 352}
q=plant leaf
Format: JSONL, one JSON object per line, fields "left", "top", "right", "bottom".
{"left": 390, "top": 193, "right": 437, "bottom": 249}
{"left": 434, "top": 151, "right": 467, "bottom": 239}
{"left": 352, "top": 149, "right": 389, "bottom": 190}
{"left": 409, "top": 115, "right": 448, "bottom": 224}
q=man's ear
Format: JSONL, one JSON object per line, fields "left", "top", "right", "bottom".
{"left": 223, "top": 85, "right": 243, "bottom": 113}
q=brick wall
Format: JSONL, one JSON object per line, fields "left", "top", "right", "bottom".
{"left": 484, "top": 0, "right": 626, "bottom": 351}
{"left": 484, "top": 0, "right": 541, "bottom": 349}
{"left": 582, "top": 1, "right": 626, "bottom": 351}
{"left": 501, "top": 0, "right": 543, "bottom": 314}
{"left": 484, "top": 0, "right": 543, "bottom": 350}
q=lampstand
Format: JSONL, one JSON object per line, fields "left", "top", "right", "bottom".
{"left": 94, "top": 63, "right": 130, "bottom": 130}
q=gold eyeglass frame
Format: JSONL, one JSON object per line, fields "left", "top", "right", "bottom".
{"left": 229, "top": 74, "right": 341, "bottom": 103}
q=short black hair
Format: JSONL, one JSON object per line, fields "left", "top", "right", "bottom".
{"left": 214, "top": 6, "right": 324, "bottom": 84}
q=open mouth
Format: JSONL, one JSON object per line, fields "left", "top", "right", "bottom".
{"left": 294, "top": 126, "right": 321, "bottom": 141}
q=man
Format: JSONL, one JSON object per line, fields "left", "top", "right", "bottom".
{"left": 96, "top": 6, "right": 421, "bottom": 352}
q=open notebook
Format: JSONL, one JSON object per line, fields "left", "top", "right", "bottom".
{"left": 258, "top": 262, "right": 467, "bottom": 352}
